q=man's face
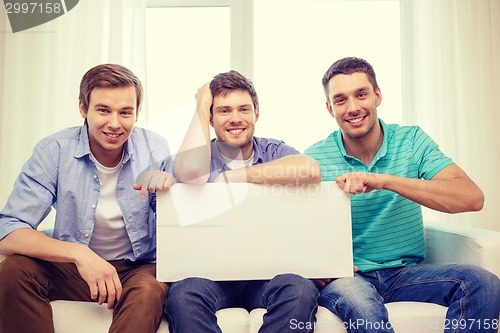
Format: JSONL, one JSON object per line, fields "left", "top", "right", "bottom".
{"left": 326, "top": 72, "right": 382, "bottom": 140}
{"left": 210, "top": 89, "right": 259, "bottom": 158}
{"left": 79, "top": 85, "right": 137, "bottom": 166}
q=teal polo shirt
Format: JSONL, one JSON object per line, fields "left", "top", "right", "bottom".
{"left": 304, "top": 119, "right": 454, "bottom": 272}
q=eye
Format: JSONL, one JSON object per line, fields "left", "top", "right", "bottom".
{"left": 334, "top": 98, "right": 345, "bottom": 105}
{"left": 219, "top": 109, "right": 230, "bottom": 114}
{"left": 357, "top": 92, "right": 367, "bottom": 98}
{"left": 240, "top": 108, "right": 250, "bottom": 113}
{"left": 97, "top": 108, "right": 109, "bottom": 114}
{"left": 120, "top": 110, "right": 133, "bottom": 116}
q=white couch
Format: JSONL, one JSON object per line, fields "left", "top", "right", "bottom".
{"left": 1, "top": 220, "right": 499, "bottom": 333}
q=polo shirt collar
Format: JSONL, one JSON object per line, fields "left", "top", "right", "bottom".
{"left": 212, "top": 137, "right": 262, "bottom": 166}
{"left": 335, "top": 118, "right": 389, "bottom": 167}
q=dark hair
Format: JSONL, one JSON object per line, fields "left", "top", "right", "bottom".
{"left": 322, "top": 57, "right": 378, "bottom": 102}
{"left": 79, "top": 64, "right": 143, "bottom": 116}
{"left": 209, "top": 70, "right": 259, "bottom": 111}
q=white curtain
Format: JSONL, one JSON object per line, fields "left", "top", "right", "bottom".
{"left": 0, "top": 0, "right": 146, "bottom": 209}
{"left": 401, "top": 0, "right": 500, "bottom": 231}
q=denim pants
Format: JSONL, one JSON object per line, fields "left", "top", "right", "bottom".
{"left": 319, "top": 264, "right": 500, "bottom": 333}
{"left": 164, "top": 273, "right": 319, "bottom": 333}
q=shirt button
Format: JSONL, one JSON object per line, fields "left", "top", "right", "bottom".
{"left": 84, "top": 233, "right": 89, "bottom": 238}
{"left": 91, "top": 203, "right": 96, "bottom": 209}
{"left": 93, "top": 175, "right": 98, "bottom": 180}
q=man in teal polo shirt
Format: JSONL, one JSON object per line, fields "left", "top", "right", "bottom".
{"left": 305, "top": 57, "right": 500, "bottom": 333}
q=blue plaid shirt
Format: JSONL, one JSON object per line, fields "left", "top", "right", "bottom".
{"left": 0, "top": 124, "right": 173, "bottom": 262}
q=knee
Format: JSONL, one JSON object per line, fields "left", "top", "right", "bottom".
{"left": 319, "top": 277, "right": 388, "bottom": 322}
{"left": 165, "top": 278, "right": 219, "bottom": 312}
{"left": 168, "top": 277, "right": 218, "bottom": 299}
{"left": 269, "top": 274, "right": 319, "bottom": 304}
{"left": 320, "top": 277, "right": 381, "bottom": 308}
{"left": 125, "top": 274, "right": 167, "bottom": 304}
{"left": 0, "top": 255, "right": 39, "bottom": 288}
{"left": 465, "top": 265, "right": 500, "bottom": 300}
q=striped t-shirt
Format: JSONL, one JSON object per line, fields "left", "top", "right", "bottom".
{"left": 304, "top": 119, "right": 453, "bottom": 272}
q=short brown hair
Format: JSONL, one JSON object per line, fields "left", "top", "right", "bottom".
{"left": 79, "top": 64, "right": 143, "bottom": 115}
{"left": 209, "top": 70, "right": 259, "bottom": 112}
{"left": 322, "top": 57, "right": 378, "bottom": 102}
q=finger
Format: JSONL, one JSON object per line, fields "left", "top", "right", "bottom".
{"left": 106, "top": 281, "right": 116, "bottom": 310}
{"left": 355, "top": 181, "right": 365, "bottom": 194}
{"left": 140, "top": 171, "right": 156, "bottom": 198}
{"left": 113, "top": 274, "right": 123, "bottom": 303}
{"left": 164, "top": 174, "right": 176, "bottom": 189}
{"left": 151, "top": 172, "right": 166, "bottom": 192}
{"left": 89, "top": 284, "right": 99, "bottom": 300}
{"left": 97, "top": 282, "right": 107, "bottom": 305}
{"left": 344, "top": 176, "right": 353, "bottom": 194}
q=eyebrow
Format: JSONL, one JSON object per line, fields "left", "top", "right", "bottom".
{"left": 215, "top": 104, "right": 252, "bottom": 110}
{"left": 332, "top": 87, "right": 370, "bottom": 100}
{"left": 93, "top": 103, "right": 135, "bottom": 111}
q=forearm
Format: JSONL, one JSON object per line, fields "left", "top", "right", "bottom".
{"left": 222, "top": 155, "right": 322, "bottom": 184}
{"left": 381, "top": 172, "right": 484, "bottom": 213}
{"left": 0, "top": 228, "right": 88, "bottom": 263}
{"left": 173, "top": 110, "right": 212, "bottom": 184}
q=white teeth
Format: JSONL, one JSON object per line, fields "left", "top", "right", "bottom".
{"left": 229, "top": 129, "right": 243, "bottom": 134}
{"left": 106, "top": 133, "right": 120, "bottom": 138}
{"left": 348, "top": 117, "right": 364, "bottom": 123}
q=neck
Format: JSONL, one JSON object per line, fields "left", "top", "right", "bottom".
{"left": 343, "top": 122, "right": 383, "bottom": 166}
{"left": 92, "top": 148, "right": 123, "bottom": 168}
{"left": 217, "top": 140, "right": 254, "bottom": 160}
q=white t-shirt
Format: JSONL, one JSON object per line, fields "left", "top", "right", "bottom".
{"left": 221, "top": 151, "right": 254, "bottom": 170}
{"left": 88, "top": 153, "right": 133, "bottom": 261}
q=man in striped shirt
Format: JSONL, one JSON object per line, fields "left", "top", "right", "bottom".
{"left": 305, "top": 57, "right": 500, "bottom": 333}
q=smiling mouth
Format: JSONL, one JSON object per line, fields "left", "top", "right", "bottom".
{"left": 347, "top": 116, "right": 365, "bottom": 124}
{"left": 227, "top": 128, "right": 244, "bottom": 135}
{"left": 104, "top": 132, "right": 121, "bottom": 138}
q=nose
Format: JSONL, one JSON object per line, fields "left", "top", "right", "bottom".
{"left": 228, "top": 110, "right": 242, "bottom": 123}
{"left": 346, "top": 98, "right": 360, "bottom": 113}
{"left": 107, "top": 113, "right": 120, "bottom": 129}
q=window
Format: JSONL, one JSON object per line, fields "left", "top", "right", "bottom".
{"left": 145, "top": 0, "right": 401, "bottom": 153}
{"left": 144, "top": 4, "right": 231, "bottom": 153}
{"left": 253, "top": 0, "right": 401, "bottom": 151}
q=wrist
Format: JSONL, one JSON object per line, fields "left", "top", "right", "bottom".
{"left": 70, "top": 243, "right": 91, "bottom": 265}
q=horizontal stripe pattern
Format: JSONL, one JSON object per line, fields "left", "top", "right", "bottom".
{"left": 305, "top": 120, "right": 453, "bottom": 272}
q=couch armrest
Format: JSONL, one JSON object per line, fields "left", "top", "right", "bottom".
{"left": 423, "top": 221, "right": 500, "bottom": 278}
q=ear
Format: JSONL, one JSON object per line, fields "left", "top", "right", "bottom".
{"left": 255, "top": 108, "right": 260, "bottom": 122}
{"left": 79, "top": 101, "right": 88, "bottom": 119}
{"left": 375, "top": 87, "right": 382, "bottom": 107}
{"left": 209, "top": 114, "right": 214, "bottom": 127}
{"left": 326, "top": 101, "right": 335, "bottom": 118}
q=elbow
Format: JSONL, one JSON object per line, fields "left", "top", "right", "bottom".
{"left": 450, "top": 188, "right": 484, "bottom": 213}
{"left": 468, "top": 189, "right": 485, "bottom": 212}
{"left": 310, "top": 161, "right": 322, "bottom": 183}
{"left": 302, "top": 157, "right": 322, "bottom": 184}
{"left": 173, "top": 160, "right": 209, "bottom": 184}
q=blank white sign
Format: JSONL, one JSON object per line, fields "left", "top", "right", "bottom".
{"left": 156, "top": 182, "right": 353, "bottom": 282}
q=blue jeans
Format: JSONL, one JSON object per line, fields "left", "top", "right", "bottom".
{"left": 319, "top": 264, "right": 500, "bottom": 333}
{"left": 164, "top": 273, "right": 319, "bottom": 333}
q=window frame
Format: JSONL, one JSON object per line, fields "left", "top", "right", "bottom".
{"left": 145, "top": 0, "right": 253, "bottom": 77}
